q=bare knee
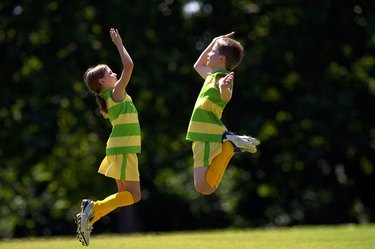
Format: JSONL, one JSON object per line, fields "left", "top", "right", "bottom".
{"left": 129, "top": 189, "right": 141, "bottom": 203}
{"left": 194, "top": 183, "right": 215, "bottom": 195}
{"left": 194, "top": 167, "right": 216, "bottom": 195}
{"left": 118, "top": 180, "right": 142, "bottom": 203}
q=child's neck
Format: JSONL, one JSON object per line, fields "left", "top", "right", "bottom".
{"left": 211, "top": 64, "right": 227, "bottom": 72}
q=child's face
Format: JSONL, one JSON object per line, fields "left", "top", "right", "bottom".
{"left": 99, "top": 66, "right": 117, "bottom": 89}
{"left": 207, "top": 44, "right": 225, "bottom": 70}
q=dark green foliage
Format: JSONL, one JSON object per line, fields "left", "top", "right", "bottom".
{"left": 0, "top": 0, "right": 374, "bottom": 237}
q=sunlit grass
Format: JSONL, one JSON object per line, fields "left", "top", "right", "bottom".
{"left": 1, "top": 224, "right": 374, "bottom": 249}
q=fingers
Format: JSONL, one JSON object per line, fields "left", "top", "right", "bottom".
{"left": 110, "top": 28, "right": 116, "bottom": 39}
{"left": 214, "top": 31, "right": 235, "bottom": 42}
{"left": 223, "top": 31, "right": 235, "bottom": 38}
{"left": 224, "top": 72, "right": 234, "bottom": 81}
{"left": 110, "top": 28, "right": 118, "bottom": 36}
{"left": 109, "top": 28, "right": 122, "bottom": 43}
{"left": 225, "top": 73, "right": 234, "bottom": 85}
{"left": 219, "top": 73, "right": 234, "bottom": 88}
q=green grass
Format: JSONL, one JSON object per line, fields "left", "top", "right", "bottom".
{"left": 1, "top": 224, "right": 374, "bottom": 249}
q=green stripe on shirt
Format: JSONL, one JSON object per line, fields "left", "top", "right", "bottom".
{"left": 190, "top": 108, "right": 221, "bottom": 124}
{"left": 110, "top": 123, "right": 141, "bottom": 137}
{"left": 106, "top": 146, "right": 141, "bottom": 155}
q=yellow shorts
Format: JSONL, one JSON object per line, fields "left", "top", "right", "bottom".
{"left": 98, "top": 153, "right": 139, "bottom": 181}
{"left": 192, "top": 141, "right": 222, "bottom": 167}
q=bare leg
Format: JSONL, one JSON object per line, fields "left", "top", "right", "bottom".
{"left": 116, "top": 179, "right": 141, "bottom": 203}
{"left": 90, "top": 180, "right": 140, "bottom": 224}
{"left": 194, "top": 167, "right": 216, "bottom": 195}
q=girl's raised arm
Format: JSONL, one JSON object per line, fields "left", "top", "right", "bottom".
{"left": 110, "top": 28, "right": 134, "bottom": 101}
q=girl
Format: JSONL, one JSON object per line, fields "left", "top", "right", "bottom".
{"left": 75, "top": 28, "right": 141, "bottom": 247}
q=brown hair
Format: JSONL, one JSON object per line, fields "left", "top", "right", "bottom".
{"left": 83, "top": 64, "right": 108, "bottom": 115}
{"left": 216, "top": 38, "right": 244, "bottom": 71}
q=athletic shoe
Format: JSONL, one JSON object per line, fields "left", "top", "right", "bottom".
{"left": 75, "top": 213, "right": 93, "bottom": 246}
{"left": 222, "top": 131, "right": 259, "bottom": 153}
{"left": 80, "top": 199, "right": 94, "bottom": 231}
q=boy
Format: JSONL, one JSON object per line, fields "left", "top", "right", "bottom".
{"left": 186, "top": 31, "right": 260, "bottom": 195}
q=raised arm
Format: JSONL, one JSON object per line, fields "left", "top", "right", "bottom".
{"left": 193, "top": 31, "right": 235, "bottom": 79}
{"left": 110, "top": 28, "right": 134, "bottom": 101}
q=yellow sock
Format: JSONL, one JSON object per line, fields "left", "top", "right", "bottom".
{"left": 91, "top": 191, "right": 134, "bottom": 224}
{"left": 206, "top": 141, "right": 234, "bottom": 189}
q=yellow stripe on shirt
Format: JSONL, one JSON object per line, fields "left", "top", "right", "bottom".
{"left": 107, "top": 136, "right": 141, "bottom": 149}
{"left": 188, "top": 120, "right": 227, "bottom": 134}
{"left": 194, "top": 98, "right": 224, "bottom": 120}
{"left": 111, "top": 113, "right": 139, "bottom": 126}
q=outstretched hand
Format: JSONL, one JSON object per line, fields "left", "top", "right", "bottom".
{"left": 220, "top": 31, "right": 235, "bottom": 39}
{"left": 219, "top": 72, "right": 234, "bottom": 89}
{"left": 110, "top": 28, "right": 123, "bottom": 47}
{"left": 218, "top": 72, "right": 234, "bottom": 102}
{"left": 214, "top": 31, "right": 235, "bottom": 42}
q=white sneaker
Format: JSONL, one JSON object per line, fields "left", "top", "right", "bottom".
{"left": 80, "top": 199, "right": 94, "bottom": 231}
{"left": 237, "top": 134, "right": 260, "bottom": 146}
{"left": 223, "top": 131, "right": 259, "bottom": 153}
{"left": 75, "top": 213, "right": 93, "bottom": 246}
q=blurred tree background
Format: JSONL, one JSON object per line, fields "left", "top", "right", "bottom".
{"left": 0, "top": 0, "right": 374, "bottom": 238}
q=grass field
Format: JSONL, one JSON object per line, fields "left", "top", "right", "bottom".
{"left": 1, "top": 224, "right": 374, "bottom": 249}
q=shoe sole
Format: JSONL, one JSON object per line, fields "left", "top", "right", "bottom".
{"left": 76, "top": 230, "right": 89, "bottom": 246}
{"left": 80, "top": 200, "right": 93, "bottom": 231}
{"left": 75, "top": 213, "right": 89, "bottom": 246}
{"left": 249, "top": 138, "right": 260, "bottom": 146}
{"left": 244, "top": 146, "right": 257, "bottom": 153}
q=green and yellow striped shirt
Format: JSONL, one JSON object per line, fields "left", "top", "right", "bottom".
{"left": 103, "top": 89, "right": 141, "bottom": 155}
{"left": 186, "top": 70, "right": 230, "bottom": 142}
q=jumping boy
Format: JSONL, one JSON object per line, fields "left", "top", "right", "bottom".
{"left": 186, "top": 31, "right": 260, "bottom": 195}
